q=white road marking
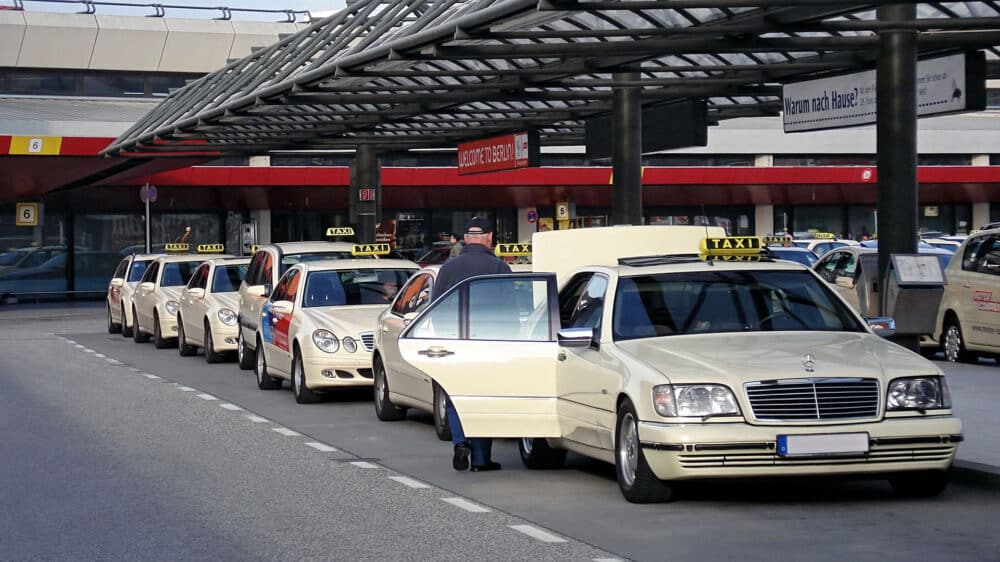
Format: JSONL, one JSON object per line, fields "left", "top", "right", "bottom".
{"left": 350, "top": 461, "right": 378, "bottom": 469}
{"left": 177, "top": 386, "right": 196, "bottom": 392}
{"left": 142, "top": 374, "right": 161, "bottom": 380}
{"left": 388, "top": 476, "right": 430, "bottom": 489}
{"left": 129, "top": 368, "right": 142, "bottom": 373}
{"left": 441, "top": 498, "right": 491, "bottom": 513}
{"left": 509, "top": 525, "right": 567, "bottom": 543}
{"left": 93, "top": 353, "right": 106, "bottom": 359}
{"left": 74, "top": 345, "right": 85, "bottom": 349}
{"left": 272, "top": 427, "right": 301, "bottom": 437}
{"left": 593, "top": 559, "right": 624, "bottom": 562}
{"left": 245, "top": 414, "right": 269, "bottom": 423}
{"left": 305, "top": 442, "right": 337, "bottom": 452}
{"left": 219, "top": 403, "right": 243, "bottom": 411}
{"left": 196, "top": 393, "right": 218, "bottom": 401}
{"left": 84, "top": 349, "right": 95, "bottom": 353}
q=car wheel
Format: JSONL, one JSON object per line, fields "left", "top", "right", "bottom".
{"left": 255, "top": 336, "right": 281, "bottom": 390}
{"left": 432, "top": 382, "right": 452, "bottom": 441}
{"left": 153, "top": 311, "right": 172, "bottom": 349}
{"left": 107, "top": 305, "right": 121, "bottom": 334}
{"left": 615, "top": 399, "right": 673, "bottom": 503}
{"left": 889, "top": 469, "right": 950, "bottom": 497}
{"left": 292, "top": 350, "right": 322, "bottom": 404}
{"left": 204, "top": 321, "right": 224, "bottom": 364}
{"left": 132, "top": 307, "right": 149, "bottom": 343}
{"left": 373, "top": 356, "right": 405, "bottom": 421}
{"left": 178, "top": 316, "right": 197, "bottom": 356}
{"left": 518, "top": 438, "right": 567, "bottom": 469}
{"left": 943, "top": 318, "right": 975, "bottom": 363}
{"left": 121, "top": 301, "right": 134, "bottom": 337}
{"left": 237, "top": 329, "right": 255, "bottom": 371}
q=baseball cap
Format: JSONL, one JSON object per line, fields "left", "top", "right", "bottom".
{"left": 465, "top": 216, "right": 494, "bottom": 234}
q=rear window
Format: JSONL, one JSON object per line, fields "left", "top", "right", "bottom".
{"left": 160, "top": 261, "right": 201, "bottom": 287}
{"left": 212, "top": 264, "right": 248, "bottom": 293}
{"left": 128, "top": 260, "right": 151, "bottom": 282}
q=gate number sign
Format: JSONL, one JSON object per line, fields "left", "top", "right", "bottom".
{"left": 16, "top": 203, "right": 39, "bottom": 227}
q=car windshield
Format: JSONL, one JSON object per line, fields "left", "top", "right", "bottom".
{"left": 0, "top": 250, "right": 30, "bottom": 266}
{"left": 302, "top": 268, "right": 414, "bottom": 307}
{"left": 212, "top": 264, "right": 247, "bottom": 293}
{"left": 160, "top": 261, "right": 200, "bottom": 287}
{"left": 417, "top": 245, "right": 452, "bottom": 264}
{"left": 612, "top": 270, "right": 865, "bottom": 340}
{"left": 769, "top": 249, "right": 817, "bottom": 267}
{"left": 280, "top": 251, "right": 363, "bottom": 275}
{"left": 128, "top": 260, "right": 151, "bottom": 282}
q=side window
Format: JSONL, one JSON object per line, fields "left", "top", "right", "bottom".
{"left": 262, "top": 252, "right": 275, "bottom": 286}
{"left": 393, "top": 273, "right": 430, "bottom": 316}
{"left": 285, "top": 269, "right": 302, "bottom": 303}
{"left": 246, "top": 251, "right": 263, "bottom": 285}
{"left": 469, "top": 278, "right": 550, "bottom": 341}
{"left": 977, "top": 235, "right": 1000, "bottom": 275}
{"left": 113, "top": 259, "right": 129, "bottom": 279}
{"left": 558, "top": 273, "right": 593, "bottom": 327}
{"left": 409, "top": 290, "right": 459, "bottom": 339}
{"left": 839, "top": 254, "right": 857, "bottom": 278}
{"left": 568, "top": 275, "right": 608, "bottom": 330}
{"left": 271, "top": 269, "right": 299, "bottom": 302}
{"left": 962, "top": 237, "right": 988, "bottom": 272}
{"left": 816, "top": 253, "right": 840, "bottom": 282}
{"left": 141, "top": 261, "right": 159, "bottom": 283}
{"left": 192, "top": 264, "right": 210, "bottom": 289}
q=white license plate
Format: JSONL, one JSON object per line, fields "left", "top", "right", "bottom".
{"left": 777, "top": 432, "right": 869, "bottom": 457}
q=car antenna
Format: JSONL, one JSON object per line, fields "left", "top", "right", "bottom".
{"left": 701, "top": 203, "right": 714, "bottom": 266}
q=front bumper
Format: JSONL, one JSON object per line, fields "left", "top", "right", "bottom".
{"left": 301, "top": 351, "right": 375, "bottom": 389}
{"left": 207, "top": 319, "right": 239, "bottom": 352}
{"left": 157, "top": 305, "right": 178, "bottom": 338}
{"left": 638, "top": 415, "right": 962, "bottom": 480}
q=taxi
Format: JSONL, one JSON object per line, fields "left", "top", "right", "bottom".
{"left": 393, "top": 226, "right": 961, "bottom": 503}
{"left": 106, "top": 252, "right": 161, "bottom": 337}
{"left": 237, "top": 227, "right": 374, "bottom": 371}
{"left": 177, "top": 254, "right": 250, "bottom": 363}
{"left": 132, "top": 244, "right": 231, "bottom": 348}
{"left": 373, "top": 242, "right": 532, "bottom": 439}
{"left": 253, "top": 244, "right": 418, "bottom": 404}
{"left": 792, "top": 232, "right": 857, "bottom": 257}
{"left": 931, "top": 227, "right": 1000, "bottom": 363}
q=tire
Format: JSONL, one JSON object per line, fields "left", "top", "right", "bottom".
{"left": 237, "top": 329, "right": 255, "bottom": 371}
{"left": 121, "top": 301, "right": 134, "bottom": 338}
{"left": 153, "top": 311, "right": 172, "bottom": 349}
{"left": 132, "top": 306, "right": 149, "bottom": 343}
{"left": 518, "top": 437, "right": 567, "bottom": 469}
{"left": 615, "top": 399, "right": 673, "bottom": 503}
{"left": 255, "top": 336, "right": 281, "bottom": 390}
{"left": 432, "top": 382, "right": 452, "bottom": 441}
{"left": 178, "top": 316, "right": 197, "bottom": 356}
{"left": 889, "top": 469, "right": 950, "bottom": 497}
{"left": 942, "top": 317, "right": 976, "bottom": 363}
{"left": 292, "top": 350, "right": 322, "bottom": 404}
{"left": 373, "top": 356, "right": 406, "bottom": 421}
{"left": 204, "top": 321, "right": 224, "bottom": 364}
{"left": 107, "top": 305, "right": 121, "bottom": 334}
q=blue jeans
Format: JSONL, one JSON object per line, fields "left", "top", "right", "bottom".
{"left": 446, "top": 397, "right": 493, "bottom": 466}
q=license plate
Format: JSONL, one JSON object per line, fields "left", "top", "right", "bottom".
{"left": 777, "top": 432, "right": 869, "bottom": 457}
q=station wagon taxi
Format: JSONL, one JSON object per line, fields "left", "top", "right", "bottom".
{"left": 106, "top": 252, "right": 161, "bottom": 337}
{"left": 177, "top": 254, "right": 250, "bottom": 363}
{"left": 393, "top": 226, "right": 962, "bottom": 503}
{"left": 254, "top": 244, "right": 417, "bottom": 403}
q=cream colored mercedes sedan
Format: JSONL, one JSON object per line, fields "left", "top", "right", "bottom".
{"left": 393, "top": 228, "right": 962, "bottom": 503}
{"left": 132, "top": 246, "right": 231, "bottom": 348}
{"left": 254, "top": 254, "right": 418, "bottom": 404}
{"left": 177, "top": 257, "right": 250, "bottom": 363}
{"left": 106, "top": 252, "right": 161, "bottom": 338}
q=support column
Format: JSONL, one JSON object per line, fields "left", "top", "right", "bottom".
{"left": 755, "top": 205, "right": 775, "bottom": 237}
{"left": 350, "top": 144, "right": 381, "bottom": 243}
{"left": 876, "top": 3, "right": 918, "bottom": 311}
{"left": 612, "top": 68, "right": 642, "bottom": 225}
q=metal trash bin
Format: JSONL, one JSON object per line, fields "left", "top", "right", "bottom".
{"left": 883, "top": 254, "right": 947, "bottom": 335}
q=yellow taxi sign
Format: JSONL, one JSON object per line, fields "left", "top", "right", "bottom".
{"left": 197, "top": 244, "right": 225, "bottom": 254}
{"left": 763, "top": 236, "right": 792, "bottom": 246}
{"left": 495, "top": 243, "right": 532, "bottom": 257}
{"left": 164, "top": 243, "right": 190, "bottom": 253}
{"left": 702, "top": 254, "right": 763, "bottom": 262}
{"left": 326, "top": 227, "right": 355, "bottom": 237}
{"left": 699, "top": 236, "right": 763, "bottom": 256}
{"left": 250, "top": 245, "right": 260, "bottom": 254}
{"left": 813, "top": 232, "right": 835, "bottom": 239}
{"left": 352, "top": 243, "right": 390, "bottom": 256}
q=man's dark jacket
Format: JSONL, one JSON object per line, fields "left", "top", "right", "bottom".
{"left": 431, "top": 243, "right": 511, "bottom": 300}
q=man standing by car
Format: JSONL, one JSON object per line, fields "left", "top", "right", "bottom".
{"left": 431, "top": 217, "right": 511, "bottom": 472}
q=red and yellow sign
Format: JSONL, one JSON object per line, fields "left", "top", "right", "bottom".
{"left": 9, "top": 136, "right": 62, "bottom": 155}
{"left": 457, "top": 132, "right": 535, "bottom": 175}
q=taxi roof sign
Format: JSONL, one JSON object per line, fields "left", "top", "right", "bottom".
{"left": 352, "top": 243, "right": 390, "bottom": 256}
{"left": 326, "top": 227, "right": 355, "bottom": 237}
{"left": 197, "top": 243, "right": 225, "bottom": 253}
{"left": 495, "top": 243, "right": 532, "bottom": 257}
{"left": 812, "top": 232, "right": 836, "bottom": 239}
{"left": 763, "top": 236, "right": 793, "bottom": 246}
{"left": 699, "top": 236, "right": 763, "bottom": 257}
{"left": 164, "top": 243, "right": 190, "bottom": 253}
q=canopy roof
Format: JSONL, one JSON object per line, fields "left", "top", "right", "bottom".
{"left": 104, "top": 0, "right": 1000, "bottom": 156}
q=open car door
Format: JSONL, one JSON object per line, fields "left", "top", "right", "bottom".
{"left": 398, "top": 273, "right": 561, "bottom": 438}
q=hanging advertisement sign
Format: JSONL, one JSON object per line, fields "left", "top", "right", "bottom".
{"left": 457, "top": 131, "right": 540, "bottom": 175}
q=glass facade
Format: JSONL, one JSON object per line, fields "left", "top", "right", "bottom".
{"left": 646, "top": 205, "right": 753, "bottom": 236}
{"left": 774, "top": 203, "right": 971, "bottom": 239}
{"left": 0, "top": 69, "right": 201, "bottom": 98}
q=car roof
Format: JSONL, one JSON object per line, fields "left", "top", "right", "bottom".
{"left": 129, "top": 253, "right": 164, "bottom": 261}
{"left": 204, "top": 257, "right": 251, "bottom": 266}
{"left": 298, "top": 259, "right": 420, "bottom": 272}
{"left": 262, "top": 241, "right": 357, "bottom": 254}
{"left": 155, "top": 254, "right": 232, "bottom": 263}
{"left": 598, "top": 257, "right": 811, "bottom": 277}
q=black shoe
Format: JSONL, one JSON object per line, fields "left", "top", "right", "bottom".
{"left": 453, "top": 441, "right": 471, "bottom": 471}
{"left": 470, "top": 461, "right": 502, "bottom": 472}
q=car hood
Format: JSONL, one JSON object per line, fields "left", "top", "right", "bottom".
{"left": 614, "top": 331, "right": 939, "bottom": 386}
{"left": 299, "top": 305, "right": 385, "bottom": 336}
{"left": 212, "top": 293, "right": 240, "bottom": 311}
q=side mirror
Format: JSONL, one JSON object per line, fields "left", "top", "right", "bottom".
{"left": 835, "top": 276, "right": 855, "bottom": 289}
{"left": 865, "top": 316, "right": 896, "bottom": 337}
{"left": 247, "top": 284, "right": 267, "bottom": 298}
{"left": 110, "top": 278, "right": 124, "bottom": 288}
{"left": 264, "top": 283, "right": 273, "bottom": 298}
{"left": 402, "top": 311, "right": 418, "bottom": 326}
{"left": 271, "top": 300, "right": 293, "bottom": 314}
{"left": 558, "top": 327, "right": 595, "bottom": 349}
{"left": 187, "top": 287, "right": 206, "bottom": 299}
{"left": 140, "top": 282, "right": 155, "bottom": 292}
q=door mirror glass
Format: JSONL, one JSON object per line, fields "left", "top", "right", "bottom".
{"left": 558, "top": 327, "right": 594, "bottom": 348}
{"left": 247, "top": 284, "right": 266, "bottom": 298}
{"left": 187, "top": 287, "right": 206, "bottom": 299}
{"left": 140, "top": 282, "right": 155, "bottom": 292}
{"left": 110, "top": 278, "right": 124, "bottom": 288}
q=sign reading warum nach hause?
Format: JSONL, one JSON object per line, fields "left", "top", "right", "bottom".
{"left": 457, "top": 131, "right": 540, "bottom": 175}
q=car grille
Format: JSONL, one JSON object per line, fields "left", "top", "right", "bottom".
{"left": 745, "top": 378, "right": 879, "bottom": 421}
{"left": 360, "top": 331, "right": 375, "bottom": 352}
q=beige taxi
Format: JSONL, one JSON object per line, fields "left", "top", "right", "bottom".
{"left": 106, "top": 252, "right": 161, "bottom": 337}
{"left": 132, "top": 244, "right": 231, "bottom": 348}
{"left": 392, "top": 226, "right": 962, "bottom": 503}
{"left": 932, "top": 228, "right": 1000, "bottom": 363}
{"left": 237, "top": 227, "right": 372, "bottom": 371}
{"left": 254, "top": 245, "right": 417, "bottom": 403}
{"left": 177, "top": 256, "right": 250, "bottom": 363}
{"left": 792, "top": 232, "right": 857, "bottom": 257}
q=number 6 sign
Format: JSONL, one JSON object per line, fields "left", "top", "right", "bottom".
{"left": 15, "top": 203, "right": 39, "bottom": 227}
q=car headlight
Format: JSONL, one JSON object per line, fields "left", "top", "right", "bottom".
{"left": 653, "top": 384, "right": 740, "bottom": 418}
{"left": 887, "top": 377, "right": 951, "bottom": 411}
{"left": 217, "top": 308, "right": 237, "bottom": 326}
{"left": 342, "top": 336, "right": 358, "bottom": 353}
{"left": 312, "top": 329, "right": 340, "bottom": 353}
{"left": 165, "top": 300, "right": 179, "bottom": 315}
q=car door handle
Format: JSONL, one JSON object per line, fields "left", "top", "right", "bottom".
{"left": 418, "top": 347, "right": 454, "bottom": 358}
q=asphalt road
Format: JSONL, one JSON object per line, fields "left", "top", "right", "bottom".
{"left": 2, "top": 304, "right": 999, "bottom": 561}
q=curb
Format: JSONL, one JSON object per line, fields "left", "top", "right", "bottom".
{"left": 951, "top": 460, "right": 1000, "bottom": 489}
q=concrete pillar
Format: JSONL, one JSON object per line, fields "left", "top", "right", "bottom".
{"left": 350, "top": 144, "right": 380, "bottom": 243}
{"left": 251, "top": 209, "right": 271, "bottom": 245}
{"left": 755, "top": 205, "right": 775, "bottom": 237}
{"left": 972, "top": 202, "right": 990, "bottom": 231}
{"left": 249, "top": 155, "right": 270, "bottom": 167}
{"left": 754, "top": 154, "right": 774, "bottom": 167}
{"left": 612, "top": 68, "right": 642, "bottom": 225}
{"left": 971, "top": 154, "right": 989, "bottom": 167}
